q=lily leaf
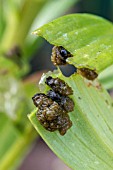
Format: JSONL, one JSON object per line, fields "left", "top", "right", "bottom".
{"left": 99, "top": 65, "right": 113, "bottom": 90}
{"left": 28, "top": 72, "right": 113, "bottom": 170}
{"left": 29, "top": 14, "right": 113, "bottom": 170}
{"left": 33, "top": 14, "right": 113, "bottom": 73}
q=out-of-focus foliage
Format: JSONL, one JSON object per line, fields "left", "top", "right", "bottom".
{"left": 0, "top": 0, "right": 79, "bottom": 169}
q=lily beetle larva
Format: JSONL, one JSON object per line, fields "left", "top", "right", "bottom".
{"left": 32, "top": 93, "right": 72, "bottom": 135}
{"left": 32, "top": 76, "right": 74, "bottom": 135}
{"left": 51, "top": 46, "right": 73, "bottom": 65}
{"left": 45, "top": 76, "right": 73, "bottom": 96}
{"left": 77, "top": 68, "right": 98, "bottom": 80}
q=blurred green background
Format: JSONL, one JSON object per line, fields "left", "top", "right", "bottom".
{"left": 0, "top": 0, "right": 112, "bottom": 170}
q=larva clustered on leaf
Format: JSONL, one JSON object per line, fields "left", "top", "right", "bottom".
{"left": 32, "top": 77, "right": 74, "bottom": 135}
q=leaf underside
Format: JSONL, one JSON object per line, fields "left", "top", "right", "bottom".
{"left": 29, "top": 14, "right": 113, "bottom": 170}
{"left": 33, "top": 13, "right": 113, "bottom": 73}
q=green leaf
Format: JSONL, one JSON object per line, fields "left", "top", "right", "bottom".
{"left": 29, "top": 14, "right": 113, "bottom": 169}
{"left": 27, "top": 0, "right": 79, "bottom": 59}
{"left": 33, "top": 14, "right": 113, "bottom": 73}
{"left": 31, "top": 0, "right": 79, "bottom": 30}
{"left": 99, "top": 65, "right": 113, "bottom": 90}
{"left": 28, "top": 72, "right": 113, "bottom": 170}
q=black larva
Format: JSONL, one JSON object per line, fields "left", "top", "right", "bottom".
{"left": 32, "top": 77, "right": 74, "bottom": 135}
{"left": 51, "top": 46, "right": 73, "bottom": 66}
{"left": 47, "top": 90, "right": 61, "bottom": 103}
{"left": 47, "top": 90, "right": 74, "bottom": 112}
{"left": 32, "top": 93, "right": 72, "bottom": 135}
{"left": 45, "top": 76, "right": 73, "bottom": 96}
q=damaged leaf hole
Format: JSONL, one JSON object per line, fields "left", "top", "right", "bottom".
{"left": 51, "top": 46, "right": 98, "bottom": 80}
{"left": 59, "top": 64, "right": 77, "bottom": 77}
{"left": 32, "top": 45, "right": 99, "bottom": 135}
{"left": 32, "top": 77, "right": 74, "bottom": 135}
